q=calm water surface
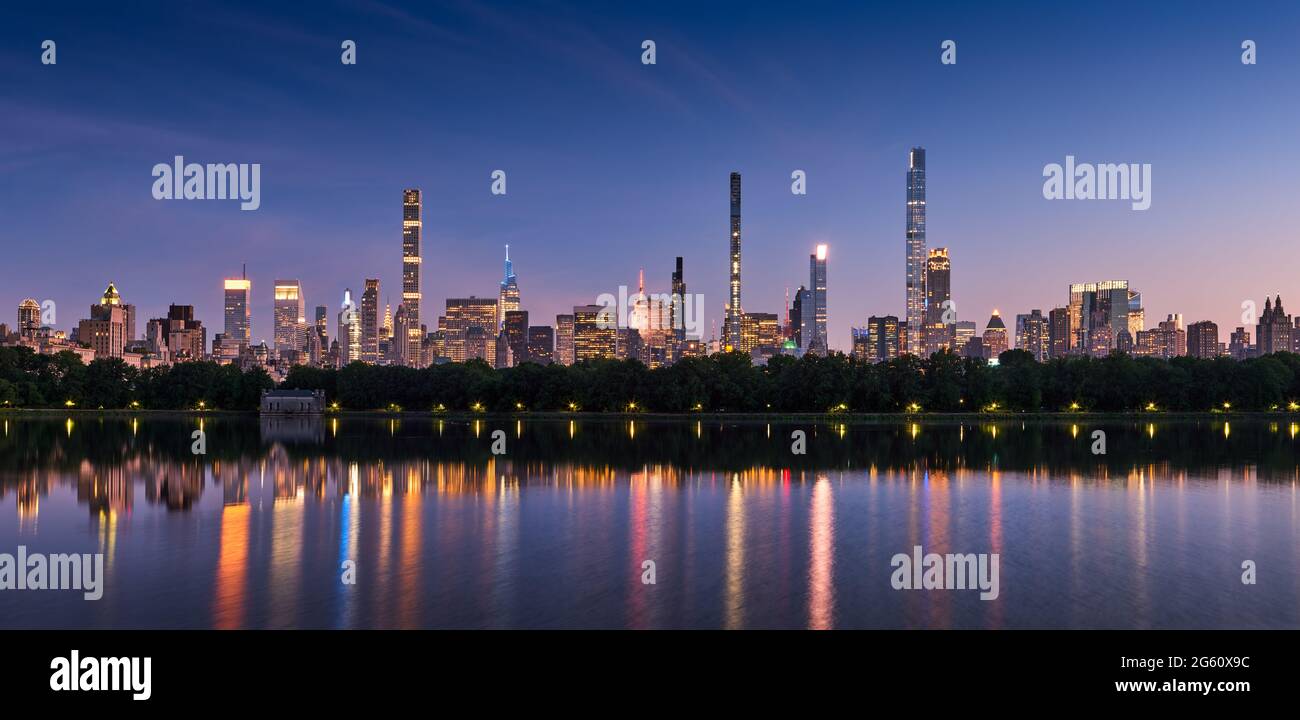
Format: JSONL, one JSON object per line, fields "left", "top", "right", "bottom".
{"left": 1, "top": 415, "right": 1297, "bottom": 629}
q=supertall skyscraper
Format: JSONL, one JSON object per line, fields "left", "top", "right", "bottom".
{"left": 670, "top": 256, "right": 685, "bottom": 336}
{"left": 401, "top": 188, "right": 422, "bottom": 365}
{"left": 273, "top": 279, "right": 305, "bottom": 356}
{"left": 223, "top": 269, "right": 251, "bottom": 349}
{"left": 498, "top": 245, "right": 520, "bottom": 328}
{"left": 906, "top": 147, "right": 927, "bottom": 356}
{"left": 809, "top": 244, "right": 828, "bottom": 353}
{"left": 726, "top": 172, "right": 742, "bottom": 350}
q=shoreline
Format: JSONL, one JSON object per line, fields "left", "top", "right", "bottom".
{"left": 0, "top": 408, "right": 1290, "bottom": 423}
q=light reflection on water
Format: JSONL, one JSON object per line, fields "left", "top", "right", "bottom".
{"left": 0, "top": 416, "right": 1298, "bottom": 629}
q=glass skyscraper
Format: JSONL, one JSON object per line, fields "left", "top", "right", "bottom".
{"left": 906, "top": 147, "right": 927, "bottom": 356}
{"left": 726, "top": 172, "right": 742, "bottom": 350}
{"left": 223, "top": 273, "right": 251, "bottom": 349}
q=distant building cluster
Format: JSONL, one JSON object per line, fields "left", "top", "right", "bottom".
{"left": 4, "top": 154, "right": 1295, "bottom": 372}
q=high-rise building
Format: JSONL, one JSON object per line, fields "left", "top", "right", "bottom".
{"left": 1048, "top": 307, "right": 1070, "bottom": 358}
{"left": 97, "top": 282, "right": 136, "bottom": 343}
{"left": 154, "top": 304, "right": 207, "bottom": 361}
{"left": 905, "top": 147, "right": 927, "bottom": 356}
{"left": 810, "top": 244, "right": 828, "bottom": 352}
{"left": 504, "top": 310, "right": 529, "bottom": 366}
{"left": 400, "top": 188, "right": 423, "bottom": 365}
{"left": 555, "top": 314, "right": 575, "bottom": 365}
{"left": 337, "top": 289, "right": 360, "bottom": 366}
{"left": 851, "top": 327, "right": 870, "bottom": 361}
{"left": 1257, "top": 295, "right": 1291, "bottom": 356}
{"left": 1015, "top": 309, "right": 1049, "bottom": 361}
{"left": 273, "top": 279, "right": 305, "bottom": 357}
{"left": 1136, "top": 316, "right": 1186, "bottom": 359}
{"left": 224, "top": 272, "right": 251, "bottom": 349}
{"left": 1187, "top": 320, "right": 1219, "bottom": 359}
{"left": 17, "top": 299, "right": 40, "bottom": 340}
{"left": 866, "top": 315, "right": 901, "bottom": 364}
{"left": 791, "top": 286, "right": 813, "bottom": 349}
{"left": 670, "top": 256, "right": 686, "bottom": 336}
{"left": 725, "top": 172, "right": 742, "bottom": 350}
{"left": 314, "top": 306, "right": 328, "bottom": 348}
{"left": 78, "top": 288, "right": 128, "bottom": 359}
{"left": 982, "top": 311, "right": 1009, "bottom": 358}
{"left": 954, "top": 320, "right": 976, "bottom": 352}
{"left": 361, "top": 279, "right": 380, "bottom": 363}
{"left": 574, "top": 304, "right": 616, "bottom": 361}
{"left": 923, "top": 247, "right": 952, "bottom": 355}
{"left": 441, "top": 297, "right": 498, "bottom": 363}
{"left": 498, "top": 245, "right": 520, "bottom": 329}
{"left": 527, "top": 326, "right": 554, "bottom": 365}
{"left": 1068, "top": 280, "right": 1129, "bottom": 355}
{"left": 1229, "top": 327, "right": 1253, "bottom": 360}
{"left": 1127, "top": 290, "right": 1144, "bottom": 337}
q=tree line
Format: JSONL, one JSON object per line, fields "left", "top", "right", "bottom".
{"left": 0, "top": 347, "right": 273, "bottom": 410}
{"left": 5, "top": 344, "right": 1300, "bottom": 413}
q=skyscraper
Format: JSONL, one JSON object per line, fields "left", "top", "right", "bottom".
{"left": 809, "top": 244, "right": 828, "bottom": 353}
{"left": 504, "top": 310, "right": 529, "bottom": 366}
{"left": 726, "top": 172, "right": 742, "bottom": 350}
{"left": 1068, "top": 280, "right": 1129, "bottom": 355}
{"left": 1187, "top": 320, "right": 1219, "bottom": 359}
{"left": 906, "top": 147, "right": 927, "bottom": 356}
{"left": 498, "top": 245, "right": 520, "bottom": 329}
{"left": 1257, "top": 295, "right": 1291, "bottom": 356}
{"left": 555, "top": 313, "right": 575, "bottom": 365}
{"left": 97, "top": 282, "right": 136, "bottom": 343}
{"left": 923, "top": 247, "right": 952, "bottom": 355}
{"left": 791, "top": 285, "right": 813, "bottom": 349}
{"left": 273, "top": 279, "right": 305, "bottom": 356}
{"left": 866, "top": 315, "right": 901, "bottom": 364}
{"left": 401, "top": 188, "right": 422, "bottom": 365}
{"left": 361, "top": 279, "right": 380, "bottom": 363}
{"left": 314, "top": 306, "right": 328, "bottom": 348}
{"left": 337, "top": 289, "right": 360, "bottom": 366}
{"left": 17, "top": 299, "right": 40, "bottom": 340}
{"left": 223, "top": 272, "right": 251, "bottom": 349}
{"left": 1048, "top": 307, "right": 1070, "bottom": 358}
{"left": 527, "top": 326, "right": 554, "bottom": 365}
{"left": 983, "top": 311, "right": 1008, "bottom": 358}
{"left": 670, "top": 256, "right": 685, "bottom": 335}
{"left": 574, "top": 304, "right": 616, "bottom": 361}
{"left": 1015, "top": 309, "right": 1049, "bottom": 361}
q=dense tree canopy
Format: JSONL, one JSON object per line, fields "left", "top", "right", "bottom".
{"left": 5, "top": 344, "right": 1300, "bottom": 413}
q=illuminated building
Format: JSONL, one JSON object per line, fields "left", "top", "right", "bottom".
{"left": 906, "top": 147, "right": 927, "bottom": 356}
{"left": 361, "top": 279, "right": 380, "bottom": 363}
{"left": 1015, "top": 309, "right": 1049, "bottom": 361}
{"left": 982, "top": 310, "right": 1009, "bottom": 357}
{"left": 574, "top": 304, "right": 616, "bottom": 361}
{"left": 273, "top": 279, "right": 305, "bottom": 357}
{"left": 224, "top": 272, "right": 251, "bottom": 349}
{"left": 555, "top": 313, "right": 575, "bottom": 365}
{"left": 867, "top": 315, "right": 901, "bottom": 363}
{"left": 923, "top": 247, "right": 952, "bottom": 354}
{"left": 1187, "top": 320, "right": 1219, "bottom": 359}
{"left": 498, "top": 245, "right": 519, "bottom": 329}
{"left": 400, "top": 188, "right": 422, "bottom": 365}
{"left": 725, "top": 172, "right": 742, "bottom": 349}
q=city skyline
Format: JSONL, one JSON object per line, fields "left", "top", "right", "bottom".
{"left": 4, "top": 2, "right": 1300, "bottom": 353}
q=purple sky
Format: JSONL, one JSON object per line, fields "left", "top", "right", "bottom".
{"left": 3, "top": 1, "right": 1300, "bottom": 352}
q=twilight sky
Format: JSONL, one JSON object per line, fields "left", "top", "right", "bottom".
{"left": 3, "top": 0, "right": 1299, "bottom": 352}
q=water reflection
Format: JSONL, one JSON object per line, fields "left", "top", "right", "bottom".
{"left": 0, "top": 416, "right": 1298, "bottom": 629}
